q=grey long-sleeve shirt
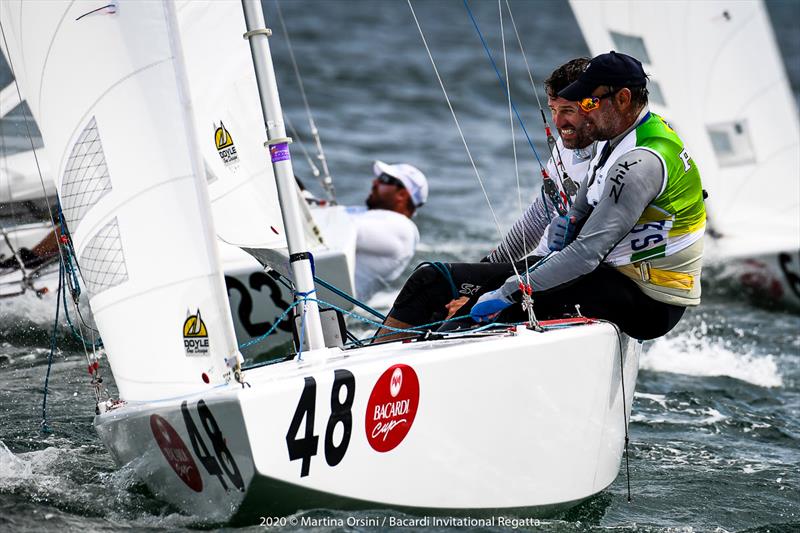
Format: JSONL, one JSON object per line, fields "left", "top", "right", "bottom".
{"left": 495, "top": 110, "right": 666, "bottom": 296}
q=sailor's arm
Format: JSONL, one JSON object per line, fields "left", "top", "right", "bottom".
{"left": 485, "top": 196, "right": 552, "bottom": 263}
{"left": 483, "top": 149, "right": 664, "bottom": 302}
{"left": 529, "top": 149, "right": 665, "bottom": 290}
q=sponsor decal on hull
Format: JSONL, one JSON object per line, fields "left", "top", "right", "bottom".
{"left": 150, "top": 414, "right": 203, "bottom": 492}
{"left": 365, "top": 364, "right": 419, "bottom": 452}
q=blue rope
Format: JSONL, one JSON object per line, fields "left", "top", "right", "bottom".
{"left": 463, "top": 0, "right": 545, "bottom": 169}
{"left": 296, "top": 300, "right": 307, "bottom": 360}
{"left": 416, "top": 261, "right": 459, "bottom": 300}
{"left": 238, "top": 299, "right": 303, "bottom": 349}
{"left": 40, "top": 258, "right": 63, "bottom": 434}
{"left": 314, "top": 275, "right": 386, "bottom": 321}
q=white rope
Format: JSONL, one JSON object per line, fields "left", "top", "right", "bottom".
{"left": 407, "top": 0, "right": 525, "bottom": 286}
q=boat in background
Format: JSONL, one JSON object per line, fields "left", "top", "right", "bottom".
{"left": 569, "top": 0, "right": 800, "bottom": 310}
{"left": 0, "top": 0, "right": 640, "bottom": 522}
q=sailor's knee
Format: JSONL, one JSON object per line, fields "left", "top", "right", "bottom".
{"left": 394, "top": 264, "right": 446, "bottom": 307}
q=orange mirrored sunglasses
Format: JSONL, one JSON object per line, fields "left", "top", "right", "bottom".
{"left": 578, "top": 88, "right": 620, "bottom": 112}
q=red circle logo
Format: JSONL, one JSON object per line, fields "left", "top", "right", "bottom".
{"left": 365, "top": 364, "right": 420, "bottom": 452}
{"left": 150, "top": 414, "right": 203, "bottom": 492}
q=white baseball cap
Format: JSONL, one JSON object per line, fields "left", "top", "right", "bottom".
{"left": 373, "top": 160, "right": 428, "bottom": 208}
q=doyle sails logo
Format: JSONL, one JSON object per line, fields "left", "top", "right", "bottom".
{"left": 214, "top": 121, "right": 239, "bottom": 167}
{"left": 365, "top": 364, "right": 419, "bottom": 452}
{"left": 183, "top": 309, "right": 209, "bottom": 355}
{"left": 150, "top": 414, "right": 203, "bottom": 492}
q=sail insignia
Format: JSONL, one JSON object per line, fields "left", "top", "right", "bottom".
{"left": 78, "top": 217, "right": 128, "bottom": 295}
{"left": 183, "top": 309, "right": 210, "bottom": 356}
{"left": 60, "top": 117, "right": 112, "bottom": 229}
{"left": 213, "top": 121, "right": 239, "bottom": 169}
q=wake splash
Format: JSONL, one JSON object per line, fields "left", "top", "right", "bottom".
{"left": 643, "top": 328, "right": 783, "bottom": 388}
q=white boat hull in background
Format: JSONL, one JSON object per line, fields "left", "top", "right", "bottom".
{"left": 95, "top": 322, "right": 641, "bottom": 522}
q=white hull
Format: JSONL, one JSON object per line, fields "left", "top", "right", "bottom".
{"left": 95, "top": 321, "right": 641, "bottom": 523}
{"left": 706, "top": 242, "right": 800, "bottom": 310}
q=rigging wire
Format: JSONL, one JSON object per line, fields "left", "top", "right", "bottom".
{"left": 498, "top": 0, "right": 531, "bottom": 289}
{"left": 284, "top": 114, "right": 321, "bottom": 177}
{"left": 274, "top": 0, "right": 336, "bottom": 202}
{"left": 464, "top": 0, "right": 570, "bottom": 217}
{"left": 406, "top": 0, "right": 526, "bottom": 288}
{"left": 462, "top": 0, "right": 544, "bottom": 170}
{"left": 504, "top": 0, "right": 577, "bottom": 208}
{"left": 0, "top": 19, "right": 104, "bottom": 413}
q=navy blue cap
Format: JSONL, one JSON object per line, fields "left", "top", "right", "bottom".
{"left": 558, "top": 51, "right": 647, "bottom": 101}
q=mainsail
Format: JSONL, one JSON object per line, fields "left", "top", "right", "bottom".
{"left": 0, "top": 0, "right": 243, "bottom": 400}
{"left": 568, "top": 0, "right": 800, "bottom": 259}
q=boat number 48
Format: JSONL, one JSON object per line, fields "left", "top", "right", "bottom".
{"left": 180, "top": 400, "right": 245, "bottom": 491}
{"left": 286, "top": 369, "right": 355, "bottom": 477}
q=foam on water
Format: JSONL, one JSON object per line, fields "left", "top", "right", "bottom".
{"left": 642, "top": 328, "right": 784, "bottom": 388}
{"left": 0, "top": 440, "right": 64, "bottom": 491}
{"left": 0, "top": 290, "right": 59, "bottom": 326}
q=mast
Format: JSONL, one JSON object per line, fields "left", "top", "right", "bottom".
{"left": 241, "top": 0, "right": 325, "bottom": 355}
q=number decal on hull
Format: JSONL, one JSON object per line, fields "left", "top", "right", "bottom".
{"left": 225, "top": 272, "right": 293, "bottom": 338}
{"left": 181, "top": 400, "right": 245, "bottom": 491}
{"left": 286, "top": 370, "right": 356, "bottom": 476}
{"left": 778, "top": 252, "right": 800, "bottom": 299}
{"left": 150, "top": 414, "right": 203, "bottom": 492}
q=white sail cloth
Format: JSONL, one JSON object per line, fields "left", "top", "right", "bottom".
{"left": 568, "top": 0, "right": 800, "bottom": 259}
{"left": 0, "top": 0, "right": 246, "bottom": 401}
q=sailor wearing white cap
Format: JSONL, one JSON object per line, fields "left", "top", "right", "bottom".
{"left": 348, "top": 160, "right": 428, "bottom": 301}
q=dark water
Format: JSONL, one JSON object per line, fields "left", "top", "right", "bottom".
{"left": 1, "top": 1, "right": 799, "bottom": 531}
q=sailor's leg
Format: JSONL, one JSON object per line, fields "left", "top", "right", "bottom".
{"left": 528, "top": 265, "right": 686, "bottom": 340}
{"left": 373, "top": 261, "right": 519, "bottom": 343}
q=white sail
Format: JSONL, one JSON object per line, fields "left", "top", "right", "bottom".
{"left": 568, "top": 0, "right": 800, "bottom": 259}
{"left": 0, "top": 0, "right": 242, "bottom": 401}
{"left": 175, "top": 0, "right": 327, "bottom": 259}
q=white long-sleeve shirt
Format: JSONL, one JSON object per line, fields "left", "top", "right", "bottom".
{"left": 348, "top": 207, "right": 419, "bottom": 301}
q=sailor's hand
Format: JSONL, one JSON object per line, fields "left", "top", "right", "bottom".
{"left": 470, "top": 288, "right": 515, "bottom": 323}
{"left": 445, "top": 296, "right": 470, "bottom": 319}
{"left": 548, "top": 215, "right": 577, "bottom": 251}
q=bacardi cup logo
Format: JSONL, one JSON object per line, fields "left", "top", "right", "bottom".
{"left": 365, "top": 364, "right": 419, "bottom": 452}
{"left": 150, "top": 414, "right": 203, "bottom": 492}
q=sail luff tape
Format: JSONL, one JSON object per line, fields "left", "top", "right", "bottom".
{"left": 243, "top": 28, "right": 272, "bottom": 39}
{"left": 265, "top": 137, "right": 293, "bottom": 147}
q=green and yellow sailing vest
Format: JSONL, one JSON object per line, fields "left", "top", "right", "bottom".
{"left": 586, "top": 112, "right": 706, "bottom": 306}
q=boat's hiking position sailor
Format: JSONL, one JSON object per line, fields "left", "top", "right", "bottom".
{"left": 377, "top": 52, "right": 706, "bottom": 341}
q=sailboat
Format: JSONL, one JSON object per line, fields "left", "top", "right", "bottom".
{"left": 568, "top": 0, "right": 800, "bottom": 309}
{"left": 0, "top": 0, "right": 640, "bottom": 522}
{"left": 0, "top": 19, "right": 355, "bottom": 351}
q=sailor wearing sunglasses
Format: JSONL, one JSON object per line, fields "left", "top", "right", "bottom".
{"left": 348, "top": 161, "right": 428, "bottom": 301}
{"left": 470, "top": 51, "right": 706, "bottom": 339}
